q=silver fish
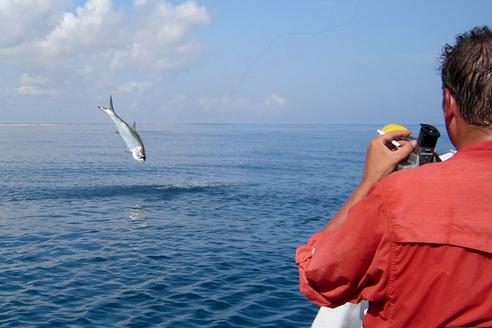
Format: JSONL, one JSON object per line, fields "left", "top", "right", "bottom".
{"left": 99, "top": 96, "right": 146, "bottom": 163}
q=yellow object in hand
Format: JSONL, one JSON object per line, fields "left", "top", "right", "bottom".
{"left": 377, "top": 123, "right": 409, "bottom": 148}
{"left": 380, "top": 123, "right": 409, "bottom": 133}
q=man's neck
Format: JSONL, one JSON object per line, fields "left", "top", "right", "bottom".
{"left": 455, "top": 123, "right": 492, "bottom": 150}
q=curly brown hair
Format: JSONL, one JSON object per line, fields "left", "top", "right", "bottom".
{"left": 440, "top": 26, "right": 492, "bottom": 127}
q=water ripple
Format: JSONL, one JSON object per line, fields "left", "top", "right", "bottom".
{"left": 1, "top": 183, "right": 247, "bottom": 202}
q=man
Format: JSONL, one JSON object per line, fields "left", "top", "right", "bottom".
{"left": 296, "top": 26, "right": 492, "bottom": 327}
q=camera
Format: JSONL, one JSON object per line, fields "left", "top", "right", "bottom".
{"left": 397, "top": 123, "right": 441, "bottom": 170}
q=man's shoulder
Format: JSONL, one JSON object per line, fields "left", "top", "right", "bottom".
{"left": 378, "top": 161, "right": 445, "bottom": 191}
{"left": 368, "top": 161, "right": 455, "bottom": 221}
{"left": 379, "top": 147, "right": 488, "bottom": 192}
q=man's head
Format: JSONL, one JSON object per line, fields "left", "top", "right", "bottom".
{"left": 440, "top": 26, "right": 492, "bottom": 129}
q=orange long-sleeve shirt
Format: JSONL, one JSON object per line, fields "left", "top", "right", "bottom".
{"left": 297, "top": 140, "right": 492, "bottom": 327}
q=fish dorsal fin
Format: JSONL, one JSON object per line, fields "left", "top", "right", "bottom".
{"left": 132, "top": 121, "right": 136, "bottom": 131}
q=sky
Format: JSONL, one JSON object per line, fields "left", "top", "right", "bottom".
{"left": 0, "top": 0, "right": 491, "bottom": 124}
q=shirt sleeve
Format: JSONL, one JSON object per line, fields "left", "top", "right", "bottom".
{"left": 296, "top": 184, "right": 391, "bottom": 308}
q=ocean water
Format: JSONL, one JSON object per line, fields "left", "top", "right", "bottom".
{"left": 0, "top": 123, "right": 452, "bottom": 327}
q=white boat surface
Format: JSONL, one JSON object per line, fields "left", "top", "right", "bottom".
{"left": 311, "top": 302, "right": 368, "bottom": 328}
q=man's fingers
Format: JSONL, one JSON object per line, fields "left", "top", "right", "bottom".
{"left": 397, "top": 139, "right": 417, "bottom": 155}
{"left": 379, "top": 130, "right": 411, "bottom": 142}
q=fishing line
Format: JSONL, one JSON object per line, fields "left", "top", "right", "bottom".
{"left": 228, "top": 0, "right": 362, "bottom": 99}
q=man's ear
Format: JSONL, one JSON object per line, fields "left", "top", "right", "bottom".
{"left": 443, "top": 88, "right": 458, "bottom": 127}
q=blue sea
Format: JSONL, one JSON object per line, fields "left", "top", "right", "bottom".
{"left": 0, "top": 123, "right": 453, "bottom": 327}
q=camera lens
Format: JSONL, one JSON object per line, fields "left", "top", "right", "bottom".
{"left": 418, "top": 124, "right": 440, "bottom": 148}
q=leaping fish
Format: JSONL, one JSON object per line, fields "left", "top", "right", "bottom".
{"left": 99, "top": 96, "right": 146, "bottom": 163}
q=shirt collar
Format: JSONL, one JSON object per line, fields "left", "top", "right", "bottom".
{"left": 459, "top": 139, "right": 492, "bottom": 153}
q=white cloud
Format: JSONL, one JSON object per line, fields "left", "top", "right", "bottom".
{"left": 197, "top": 96, "right": 253, "bottom": 112}
{"left": 196, "top": 94, "right": 289, "bottom": 111}
{"left": 264, "top": 93, "right": 288, "bottom": 108}
{"left": 39, "top": 0, "right": 115, "bottom": 58}
{"left": 16, "top": 85, "right": 40, "bottom": 95}
{"left": 134, "top": 0, "right": 147, "bottom": 6}
{"left": 16, "top": 72, "right": 54, "bottom": 96}
{"left": 109, "top": 1, "right": 210, "bottom": 71}
{"left": 0, "top": 1, "right": 67, "bottom": 48}
{"left": 171, "top": 94, "right": 188, "bottom": 105}
{"left": 20, "top": 73, "right": 49, "bottom": 85}
{"left": 0, "top": 0, "right": 211, "bottom": 93}
{"left": 118, "top": 81, "right": 152, "bottom": 94}
{"left": 16, "top": 85, "right": 56, "bottom": 96}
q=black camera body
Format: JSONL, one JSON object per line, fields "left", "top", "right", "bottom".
{"left": 397, "top": 124, "right": 441, "bottom": 170}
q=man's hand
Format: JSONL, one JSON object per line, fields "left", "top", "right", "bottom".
{"left": 362, "top": 130, "right": 416, "bottom": 188}
{"left": 323, "top": 130, "right": 416, "bottom": 231}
